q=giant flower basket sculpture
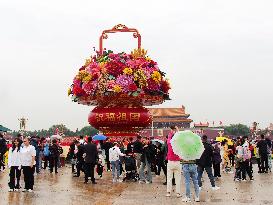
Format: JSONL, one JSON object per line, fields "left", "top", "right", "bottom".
{"left": 69, "top": 24, "right": 171, "bottom": 136}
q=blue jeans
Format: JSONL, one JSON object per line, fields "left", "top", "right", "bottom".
{"left": 139, "top": 157, "right": 152, "bottom": 182}
{"left": 182, "top": 164, "right": 200, "bottom": 198}
{"left": 197, "top": 166, "right": 215, "bottom": 187}
{"left": 111, "top": 160, "right": 120, "bottom": 179}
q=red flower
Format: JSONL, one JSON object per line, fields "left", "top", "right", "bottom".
{"left": 72, "top": 85, "right": 87, "bottom": 96}
{"left": 146, "top": 79, "right": 160, "bottom": 92}
{"left": 105, "top": 61, "right": 125, "bottom": 77}
{"left": 128, "top": 84, "right": 138, "bottom": 92}
{"left": 161, "top": 80, "right": 170, "bottom": 94}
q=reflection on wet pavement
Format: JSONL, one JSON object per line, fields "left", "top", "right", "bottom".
{"left": 0, "top": 166, "right": 127, "bottom": 205}
{"left": 1, "top": 166, "right": 273, "bottom": 205}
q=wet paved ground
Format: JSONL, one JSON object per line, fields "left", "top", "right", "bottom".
{"left": 0, "top": 166, "right": 273, "bottom": 205}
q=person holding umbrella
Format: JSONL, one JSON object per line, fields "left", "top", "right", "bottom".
{"left": 166, "top": 126, "right": 181, "bottom": 198}
{"left": 171, "top": 131, "right": 203, "bottom": 202}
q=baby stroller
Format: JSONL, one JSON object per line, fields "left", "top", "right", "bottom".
{"left": 123, "top": 154, "right": 139, "bottom": 182}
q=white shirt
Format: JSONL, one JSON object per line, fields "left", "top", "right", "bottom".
{"left": 8, "top": 147, "right": 21, "bottom": 167}
{"left": 109, "top": 146, "right": 125, "bottom": 162}
{"left": 20, "top": 145, "right": 36, "bottom": 166}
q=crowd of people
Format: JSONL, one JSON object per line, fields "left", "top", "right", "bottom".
{"left": 0, "top": 128, "right": 272, "bottom": 202}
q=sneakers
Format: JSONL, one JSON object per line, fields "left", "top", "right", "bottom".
{"left": 8, "top": 189, "right": 14, "bottom": 192}
{"left": 199, "top": 186, "right": 202, "bottom": 191}
{"left": 195, "top": 197, "right": 200, "bottom": 202}
{"left": 112, "top": 178, "right": 117, "bottom": 183}
{"left": 166, "top": 192, "right": 171, "bottom": 197}
{"left": 22, "top": 189, "right": 33, "bottom": 192}
{"left": 139, "top": 180, "right": 145, "bottom": 184}
{"left": 118, "top": 179, "right": 123, "bottom": 183}
{"left": 182, "top": 197, "right": 191, "bottom": 202}
{"left": 211, "top": 186, "right": 220, "bottom": 191}
{"left": 145, "top": 180, "right": 152, "bottom": 184}
{"left": 176, "top": 193, "right": 182, "bottom": 198}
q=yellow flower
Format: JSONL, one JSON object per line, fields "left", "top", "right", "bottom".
{"left": 76, "top": 70, "right": 89, "bottom": 80}
{"left": 82, "top": 74, "right": 92, "bottom": 83}
{"left": 146, "top": 57, "right": 151, "bottom": 62}
{"left": 68, "top": 88, "right": 72, "bottom": 96}
{"left": 113, "top": 85, "right": 122, "bottom": 93}
{"left": 131, "top": 48, "right": 148, "bottom": 59}
{"left": 84, "top": 58, "right": 91, "bottom": 66}
{"left": 99, "top": 62, "right": 106, "bottom": 68}
{"left": 123, "top": 67, "right": 133, "bottom": 75}
{"left": 134, "top": 69, "right": 147, "bottom": 88}
{"left": 151, "top": 71, "right": 162, "bottom": 84}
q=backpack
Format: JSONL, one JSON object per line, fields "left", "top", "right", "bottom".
{"left": 43, "top": 145, "right": 50, "bottom": 156}
{"left": 109, "top": 147, "right": 119, "bottom": 161}
{"left": 242, "top": 146, "right": 251, "bottom": 161}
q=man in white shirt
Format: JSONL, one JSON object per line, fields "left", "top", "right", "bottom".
{"left": 109, "top": 142, "right": 125, "bottom": 182}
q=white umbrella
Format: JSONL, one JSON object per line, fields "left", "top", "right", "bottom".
{"left": 171, "top": 130, "right": 204, "bottom": 160}
{"left": 50, "top": 134, "right": 62, "bottom": 140}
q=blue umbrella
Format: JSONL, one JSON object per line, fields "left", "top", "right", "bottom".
{"left": 92, "top": 134, "right": 107, "bottom": 141}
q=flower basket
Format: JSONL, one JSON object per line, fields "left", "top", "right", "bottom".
{"left": 68, "top": 24, "right": 171, "bottom": 135}
{"left": 69, "top": 24, "right": 170, "bottom": 107}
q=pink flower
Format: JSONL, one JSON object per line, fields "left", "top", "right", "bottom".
{"left": 82, "top": 80, "right": 97, "bottom": 95}
{"left": 73, "top": 78, "right": 81, "bottom": 86}
{"left": 116, "top": 75, "right": 134, "bottom": 92}
{"left": 106, "top": 80, "right": 116, "bottom": 90}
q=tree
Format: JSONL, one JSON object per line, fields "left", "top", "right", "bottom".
{"left": 9, "top": 124, "right": 98, "bottom": 138}
{"left": 224, "top": 124, "right": 250, "bottom": 136}
{"left": 48, "top": 124, "right": 75, "bottom": 136}
{"left": 77, "top": 126, "right": 98, "bottom": 136}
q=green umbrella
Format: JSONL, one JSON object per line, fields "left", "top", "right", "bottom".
{"left": 171, "top": 130, "right": 204, "bottom": 160}
{"left": 0, "top": 125, "right": 11, "bottom": 132}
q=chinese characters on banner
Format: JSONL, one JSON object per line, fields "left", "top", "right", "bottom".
{"left": 96, "top": 112, "right": 141, "bottom": 122}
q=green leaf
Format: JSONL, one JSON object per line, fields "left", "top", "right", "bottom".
{"left": 132, "top": 91, "right": 139, "bottom": 97}
{"left": 108, "top": 75, "right": 115, "bottom": 80}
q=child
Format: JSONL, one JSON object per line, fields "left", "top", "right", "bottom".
{"left": 97, "top": 151, "right": 105, "bottom": 178}
{"left": 234, "top": 154, "right": 243, "bottom": 181}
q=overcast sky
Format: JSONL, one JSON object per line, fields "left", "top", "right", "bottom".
{"left": 1, "top": 0, "right": 272, "bottom": 131}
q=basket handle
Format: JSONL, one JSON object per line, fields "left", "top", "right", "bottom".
{"left": 99, "top": 24, "right": 141, "bottom": 55}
